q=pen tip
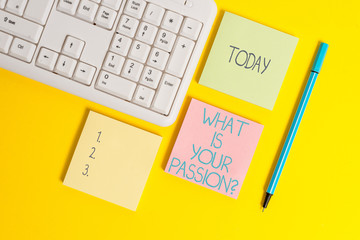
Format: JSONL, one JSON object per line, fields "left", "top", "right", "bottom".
{"left": 262, "top": 208, "right": 265, "bottom": 212}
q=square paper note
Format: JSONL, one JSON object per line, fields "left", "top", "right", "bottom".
{"left": 165, "top": 99, "right": 263, "bottom": 199}
{"left": 64, "top": 111, "right": 162, "bottom": 211}
{"left": 199, "top": 12, "right": 298, "bottom": 110}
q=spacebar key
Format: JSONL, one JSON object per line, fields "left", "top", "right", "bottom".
{"left": 96, "top": 71, "right": 137, "bottom": 101}
{"left": 0, "top": 10, "right": 43, "bottom": 43}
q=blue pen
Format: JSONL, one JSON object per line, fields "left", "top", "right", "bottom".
{"left": 262, "top": 42, "right": 329, "bottom": 211}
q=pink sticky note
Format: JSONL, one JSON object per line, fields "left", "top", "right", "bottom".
{"left": 165, "top": 99, "right": 264, "bottom": 199}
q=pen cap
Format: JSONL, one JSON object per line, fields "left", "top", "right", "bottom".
{"left": 312, "top": 42, "right": 329, "bottom": 73}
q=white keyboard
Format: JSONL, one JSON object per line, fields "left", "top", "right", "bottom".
{"left": 0, "top": 0, "right": 217, "bottom": 126}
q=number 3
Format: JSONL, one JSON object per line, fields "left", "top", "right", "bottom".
{"left": 82, "top": 164, "right": 89, "bottom": 176}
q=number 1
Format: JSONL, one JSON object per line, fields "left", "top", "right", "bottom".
{"left": 97, "top": 131, "right": 102, "bottom": 143}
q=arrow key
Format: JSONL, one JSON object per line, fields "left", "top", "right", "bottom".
{"left": 110, "top": 33, "right": 132, "bottom": 56}
{"left": 121, "top": 59, "right": 144, "bottom": 82}
{"left": 36, "top": 47, "right": 59, "bottom": 71}
{"left": 135, "top": 22, "right": 158, "bottom": 45}
{"left": 73, "top": 62, "right": 96, "bottom": 85}
{"left": 54, "top": 55, "right": 77, "bottom": 78}
{"left": 61, "top": 35, "right": 85, "bottom": 59}
{"left": 147, "top": 48, "right": 169, "bottom": 71}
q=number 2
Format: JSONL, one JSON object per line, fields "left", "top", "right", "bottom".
{"left": 89, "top": 147, "right": 96, "bottom": 159}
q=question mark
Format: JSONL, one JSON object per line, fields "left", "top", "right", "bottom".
{"left": 230, "top": 180, "right": 239, "bottom": 195}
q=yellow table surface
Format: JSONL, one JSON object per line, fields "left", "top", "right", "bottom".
{"left": 1, "top": 0, "right": 359, "bottom": 239}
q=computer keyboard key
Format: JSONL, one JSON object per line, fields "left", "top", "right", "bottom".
{"left": 95, "top": 6, "right": 117, "bottom": 29}
{"left": 143, "top": 3, "right": 165, "bottom": 26}
{"left": 92, "top": 0, "right": 101, "bottom": 3}
{"left": 180, "top": 18, "right": 202, "bottom": 40}
{"left": 57, "top": 0, "right": 80, "bottom": 15}
{"left": 5, "top": 0, "right": 28, "bottom": 16}
{"left": 121, "top": 59, "right": 144, "bottom": 82}
{"left": 62, "top": 36, "right": 85, "bottom": 59}
{"left": 0, "top": 0, "right": 6, "bottom": 8}
{"left": 161, "top": 11, "right": 183, "bottom": 33}
{"left": 151, "top": 74, "right": 180, "bottom": 115}
{"left": 0, "top": 31, "right": 13, "bottom": 54}
{"left": 9, "top": 38, "right": 36, "bottom": 62}
{"left": 133, "top": 85, "right": 155, "bottom": 108}
{"left": 117, "top": 15, "right": 139, "bottom": 38}
{"left": 101, "top": 0, "right": 122, "bottom": 11}
{"left": 154, "top": 29, "right": 176, "bottom": 52}
{"left": 166, "top": 36, "right": 195, "bottom": 78}
{"left": 110, "top": 33, "right": 132, "bottom": 56}
{"left": 76, "top": 0, "right": 99, "bottom": 22}
{"left": 0, "top": 10, "right": 43, "bottom": 43}
{"left": 36, "top": 48, "right": 59, "bottom": 71}
{"left": 96, "top": 71, "right": 136, "bottom": 101}
{"left": 54, "top": 55, "right": 77, "bottom": 78}
{"left": 73, "top": 62, "right": 96, "bottom": 85}
{"left": 23, "top": 0, "right": 54, "bottom": 25}
{"left": 128, "top": 40, "right": 151, "bottom": 63}
{"left": 103, "top": 52, "right": 125, "bottom": 74}
{"left": 147, "top": 48, "right": 169, "bottom": 71}
{"left": 124, "top": 0, "right": 146, "bottom": 19}
{"left": 136, "top": 22, "right": 158, "bottom": 45}
{"left": 140, "top": 66, "right": 162, "bottom": 89}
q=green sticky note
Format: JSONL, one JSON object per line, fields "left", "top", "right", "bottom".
{"left": 199, "top": 12, "right": 299, "bottom": 110}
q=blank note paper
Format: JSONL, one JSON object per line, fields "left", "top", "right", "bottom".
{"left": 63, "top": 111, "right": 162, "bottom": 211}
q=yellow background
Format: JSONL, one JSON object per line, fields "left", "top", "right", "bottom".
{"left": 1, "top": 0, "right": 359, "bottom": 239}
